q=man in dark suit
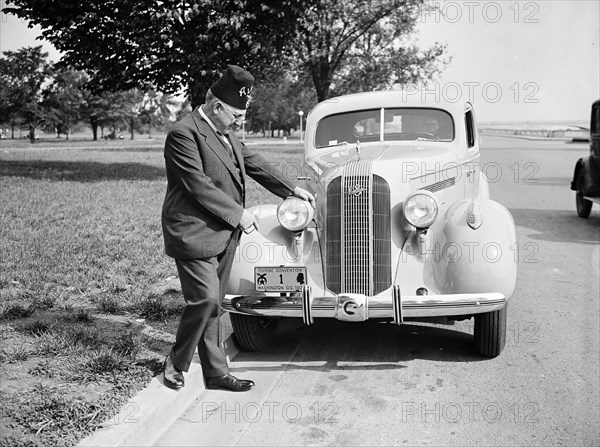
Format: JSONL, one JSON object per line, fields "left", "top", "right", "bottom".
{"left": 161, "top": 65, "right": 314, "bottom": 392}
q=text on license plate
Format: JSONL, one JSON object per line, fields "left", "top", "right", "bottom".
{"left": 254, "top": 267, "right": 307, "bottom": 292}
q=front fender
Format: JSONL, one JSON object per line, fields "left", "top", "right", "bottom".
{"left": 226, "top": 204, "right": 324, "bottom": 295}
{"left": 428, "top": 198, "right": 517, "bottom": 299}
{"left": 571, "top": 156, "right": 600, "bottom": 196}
{"left": 571, "top": 157, "right": 587, "bottom": 191}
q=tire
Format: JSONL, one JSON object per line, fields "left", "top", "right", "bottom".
{"left": 473, "top": 305, "right": 507, "bottom": 358}
{"left": 576, "top": 170, "right": 593, "bottom": 218}
{"left": 230, "top": 313, "right": 279, "bottom": 352}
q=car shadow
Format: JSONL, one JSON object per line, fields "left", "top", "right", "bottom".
{"left": 231, "top": 317, "right": 487, "bottom": 373}
{"left": 510, "top": 208, "right": 600, "bottom": 244}
{"left": 0, "top": 159, "right": 165, "bottom": 182}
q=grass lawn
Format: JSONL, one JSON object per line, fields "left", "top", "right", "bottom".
{"left": 0, "top": 135, "right": 303, "bottom": 446}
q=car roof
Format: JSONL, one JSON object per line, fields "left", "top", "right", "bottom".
{"left": 307, "top": 90, "right": 471, "bottom": 123}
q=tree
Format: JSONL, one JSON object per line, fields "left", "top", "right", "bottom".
{"left": 248, "top": 75, "right": 283, "bottom": 136}
{"left": 334, "top": 21, "right": 446, "bottom": 95}
{"left": 4, "top": 1, "right": 447, "bottom": 109}
{"left": 250, "top": 68, "right": 317, "bottom": 136}
{"left": 79, "top": 89, "right": 149, "bottom": 140}
{"left": 81, "top": 92, "right": 110, "bottom": 141}
{"left": 43, "top": 68, "right": 88, "bottom": 139}
{"left": 139, "top": 90, "right": 176, "bottom": 138}
{"left": 81, "top": 91, "right": 126, "bottom": 140}
{"left": 117, "top": 90, "right": 145, "bottom": 140}
{"left": 293, "top": 0, "right": 446, "bottom": 101}
{"left": 0, "top": 46, "right": 52, "bottom": 142}
{"left": 4, "top": 0, "right": 310, "bottom": 107}
{"left": 0, "top": 58, "right": 21, "bottom": 138}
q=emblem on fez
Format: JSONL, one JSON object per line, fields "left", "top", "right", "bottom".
{"left": 239, "top": 86, "right": 253, "bottom": 108}
{"left": 239, "top": 86, "right": 253, "bottom": 97}
{"left": 347, "top": 183, "right": 367, "bottom": 197}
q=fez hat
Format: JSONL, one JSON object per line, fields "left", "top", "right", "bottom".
{"left": 210, "top": 65, "right": 254, "bottom": 110}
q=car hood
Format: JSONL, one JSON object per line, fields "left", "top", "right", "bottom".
{"left": 306, "top": 142, "right": 462, "bottom": 183}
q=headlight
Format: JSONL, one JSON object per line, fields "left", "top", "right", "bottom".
{"left": 277, "top": 196, "right": 314, "bottom": 232}
{"left": 403, "top": 191, "right": 439, "bottom": 229}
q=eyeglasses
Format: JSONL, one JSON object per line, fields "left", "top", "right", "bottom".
{"left": 221, "top": 103, "right": 245, "bottom": 122}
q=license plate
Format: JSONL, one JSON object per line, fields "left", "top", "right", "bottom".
{"left": 254, "top": 267, "right": 307, "bottom": 292}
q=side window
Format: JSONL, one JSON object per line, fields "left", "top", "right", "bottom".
{"left": 592, "top": 105, "right": 600, "bottom": 134}
{"left": 592, "top": 104, "right": 600, "bottom": 157}
{"left": 465, "top": 110, "right": 475, "bottom": 148}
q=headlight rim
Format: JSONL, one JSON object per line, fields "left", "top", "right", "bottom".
{"left": 403, "top": 190, "right": 440, "bottom": 229}
{"left": 276, "top": 196, "right": 315, "bottom": 232}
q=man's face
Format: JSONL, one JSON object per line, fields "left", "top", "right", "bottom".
{"left": 212, "top": 101, "right": 246, "bottom": 133}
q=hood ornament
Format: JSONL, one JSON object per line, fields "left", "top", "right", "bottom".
{"left": 355, "top": 139, "right": 361, "bottom": 159}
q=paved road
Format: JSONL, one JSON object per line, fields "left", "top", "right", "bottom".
{"left": 156, "top": 135, "right": 599, "bottom": 446}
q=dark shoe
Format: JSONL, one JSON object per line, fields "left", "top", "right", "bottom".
{"left": 163, "top": 356, "right": 184, "bottom": 390}
{"left": 205, "top": 374, "right": 255, "bottom": 392}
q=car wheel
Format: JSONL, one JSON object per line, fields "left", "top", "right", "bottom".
{"left": 230, "top": 313, "right": 279, "bottom": 351}
{"left": 576, "top": 170, "right": 593, "bottom": 218}
{"left": 473, "top": 305, "right": 507, "bottom": 358}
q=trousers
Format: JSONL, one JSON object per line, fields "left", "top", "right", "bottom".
{"left": 169, "top": 230, "right": 240, "bottom": 377}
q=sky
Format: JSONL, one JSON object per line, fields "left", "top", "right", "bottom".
{"left": 1, "top": 0, "right": 598, "bottom": 123}
{"left": 413, "top": 0, "right": 599, "bottom": 123}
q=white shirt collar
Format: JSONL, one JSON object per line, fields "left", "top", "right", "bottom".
{"left": 197, "top": 105, "right": 222, "bottom": 135}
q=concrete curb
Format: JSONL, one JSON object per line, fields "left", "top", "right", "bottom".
{"left": 78, "top": 314, "right": 240, "bottom": 447}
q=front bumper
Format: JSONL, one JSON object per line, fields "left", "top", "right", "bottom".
{"left": 223, "top": 285, "right": 506, "bottom": 325}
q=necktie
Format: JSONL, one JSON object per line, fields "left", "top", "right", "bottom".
{"left": 218, "top": 131, "right": 241, "bottom": 176}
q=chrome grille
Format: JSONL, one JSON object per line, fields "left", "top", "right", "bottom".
{"left": 343, "top": 171, "right": 370, "bottom": 295}
{"left": 326, "top": 178, "right": 342, "bottom": 293}
{"left": 326, "top": 161, "right": 391, "bottom": 296}
{"left": 372, "top": 176, "right": 391, "bottom": 293}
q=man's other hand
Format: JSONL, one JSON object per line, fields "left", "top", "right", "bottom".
{"left": 239, "top": 209, "right": 259, "bottom": 234}
{"left": 292, "top": 186, "right": 316, "bottom": 208}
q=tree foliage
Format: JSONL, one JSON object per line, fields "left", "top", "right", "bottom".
{"left": 333, "top": 20, "right": 446, "bottom": 95}
{"left": 43, "top": 69, "right": 88, "bottom": 139}
{"left": 2, "top": 1, "right": 448, "bottom": 143}
{"left": 0, "top": 46, "right": 52, "bottom": 141}
{"left": 4, "top": 0, "right": 308, "bottom": 106}
{"left": 81, "top": 90, "right": 158, "bottom": 140}
{"left": 138, "top": 90, "right": 178, "bottom": 138}
{"left": 294, "top": 0, "right": 446, "bottom": 101}
{"left": 249, "top": 68, "right": 316, "bottom": 136}
{"left": 0, "top": 48, "right": 177, "bottom": 141}
{"left": 4, "top": 0, "right": 446, "bottom": 107}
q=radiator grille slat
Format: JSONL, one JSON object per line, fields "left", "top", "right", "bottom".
{"left": 343, "top": 172, "right": 370, "bottom": 294}
{"left": 326, "top": 163, "right": 391, "bottom": 296}
{"left": 372, "top": 176, "right": 392, "bottom": 294}
{"left": 326, "top": 178, "right": 342, "bottom": 293}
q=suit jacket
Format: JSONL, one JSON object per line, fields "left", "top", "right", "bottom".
{"left": 161, "top": 108, "right": 294, "bottom": 259}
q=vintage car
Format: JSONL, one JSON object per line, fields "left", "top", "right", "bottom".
{"left": 224, "top": 91, "right": 517, "bottom": 358}
{"left": 571, "top": 99, "right": 600, "bottom": 217}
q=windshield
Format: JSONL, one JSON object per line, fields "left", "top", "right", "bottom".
{"left": 315, "top": 108, "right": 454, "bottom": 148}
